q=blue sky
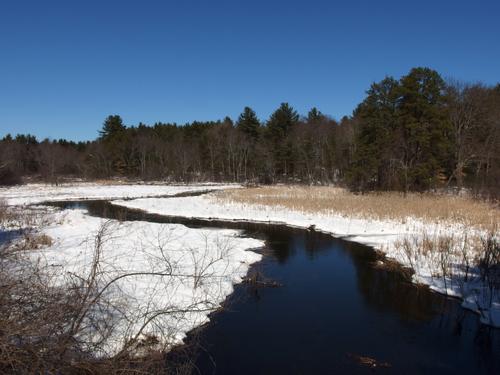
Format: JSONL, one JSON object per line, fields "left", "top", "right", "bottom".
{"left": 1, "top": 0, "right": 499, "bottom": 141}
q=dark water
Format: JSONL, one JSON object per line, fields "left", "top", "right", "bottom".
{"left": 48, "top": 200, "right": 500, "bottom": 374}
{"left": 0, "top": 228, "right": 23, "bottom": 244}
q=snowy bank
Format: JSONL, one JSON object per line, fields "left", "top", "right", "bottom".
{"left": 0, "top": 182, "right": 240, "bottom": 205}
{"left": 30, "top": 208, "right": 263, "bottom": 356}
{"left": 112, "top": 194, "right": 500, "bottom": 328}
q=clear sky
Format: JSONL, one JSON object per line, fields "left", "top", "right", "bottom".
{"left": 1, "top": 0, "right": 499, "bottom": 141}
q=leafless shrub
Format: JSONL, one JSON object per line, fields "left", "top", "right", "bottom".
{"left": 395, "top": 235, "right": 423, "bottom": 278}
{"left": 0, "top": 198, "right": 8, "bottom": 224}
{"left": 394, "top": 232, "right": 456, "bottom": 284}
{"left": 1, "top": 205, "right": 54, "bottom": 259}
{"left": 189, "top": 233, "right": 230, "bottom": 290}
{"left": 477, "top": 226, "right": 500, "bottom": 306}
{"left": 242, "top": 268, "right": 282, "bottom": 288}
{"left": 395, "top": 226, "right": 500, "bottom": 307}
{"left": 0, "top": 220, "right": 121, "bottom": 373}
{"left": 436, "top": 235, "right": 455, "bottom": 294}
{"left": 11, "top": 233, "right": 53, "bottom": 251}
{"left": 459, "top": 232, "right": 474, "bottom": 282}
{"left": 346, "top": 353, "right": 392, "bottom": 369}
{"left": 0, "top": 214, "right": 236, "bottom": 374}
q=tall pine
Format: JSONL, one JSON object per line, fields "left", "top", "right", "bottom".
{"left": 236, "top": 107, "right": 260, "bottom": 139}
{"left": 349, "top": 76, "right": 400, "bottom": 191}
{"left": 350, "top": 68, "right": 451, "bottom": 192}
{"left": 267, "top": 103, "right": 299, "bottom": 140}
{"left": 397, "top": 67, "right": 451, "bottom": 191}
{"left": 307, "top": 107, "right": 325, "bottom": 124}
{"left": 99, "top": 115, "right": 128, "bottom": 175}
{"left": 267, "top": 103, "right": 299, "bottom": 179}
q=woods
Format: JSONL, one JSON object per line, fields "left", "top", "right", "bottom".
{"left": 1, "top": 67, "right": 499, "bottom": 197}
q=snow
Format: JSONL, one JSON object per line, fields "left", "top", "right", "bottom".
{"left": 1, "top": 182, "right": 497, "bottom": 356}
{"left": 112, "top": 194, "right": 500, "bottom": 328}
{"left": 0, "top": 182, "right": 240, "bottom": 205}
{"left": 26, "top": 208, "right": 263, "bottom": 356}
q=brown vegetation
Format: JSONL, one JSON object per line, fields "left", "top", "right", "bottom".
{"left": 393, "top": 227, "right": 499, "bottom": 306}
{"left": 347, "top": 353, "right": 391, "bottom": 369}
{"left": 219, "top": 186, "right": 500, "bottom": 312}
{"left": 217, "top": 186, "right": 499, "bottom": 229}
{"left": 0, "top": 207, "right": 224, "bottom": 374}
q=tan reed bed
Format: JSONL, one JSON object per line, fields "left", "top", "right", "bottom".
{"left": 215, "top": 185, "right": 499, "bottom": 230}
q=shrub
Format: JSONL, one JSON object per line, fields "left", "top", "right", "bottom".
{"left": 0, "top": 167, "right": 22, "bottom": 186}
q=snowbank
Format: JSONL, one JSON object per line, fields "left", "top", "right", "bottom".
{"left": 0, "top": 182, "right": 240, "bottom": 205}
{"left": 32, "top": 208, "right": 263, "bottom": 356}
{"left": 112, "top": 194, "right": 500, "bottom": 328}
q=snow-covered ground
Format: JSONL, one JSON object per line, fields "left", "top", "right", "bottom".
{"left": 31, "top": 208, "right": 263, "bottom": 356}
{"left": 1, "top": 182, "right": 497, "bottom": 358}
{"left": 0, "top": 183, "right": 265, "bottom": 356}
{"left": 0, "top": 182, "right": 240, "bottom": 205}
{"left": 113, "top": 194, "right": 500, "bottom": 328}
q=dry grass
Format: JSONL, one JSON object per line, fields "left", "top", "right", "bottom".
{"left": 0, "top": 198, "right": 11, "bottom": 225}
{"left": 17, "top": 233, "right": 53, "bottom": 250}
{"left": 217, "top": 186, "right": 499, "bottom": 229}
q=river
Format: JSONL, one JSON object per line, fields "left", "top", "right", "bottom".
{"left": 49, "top": 199, "right": 500, "bottom": 374}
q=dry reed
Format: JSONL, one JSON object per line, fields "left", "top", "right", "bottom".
{"left": 216, "top": 186, "right": 499, "bottom": 229}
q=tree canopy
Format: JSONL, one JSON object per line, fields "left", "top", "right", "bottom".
{"left": 1, "top": 67, "right": 498, "bottom": 198}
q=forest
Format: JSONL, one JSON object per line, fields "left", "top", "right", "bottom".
{"left": 1, "top": 67, "right": 499, "bottom": 198}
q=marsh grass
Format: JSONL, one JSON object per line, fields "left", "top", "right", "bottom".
{"left": 217, "top": 186, "right": 499, "bottom": 229}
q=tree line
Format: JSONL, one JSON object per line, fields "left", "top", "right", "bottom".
{"left": 1, "top": 67, "right": 499, "bottom": 197}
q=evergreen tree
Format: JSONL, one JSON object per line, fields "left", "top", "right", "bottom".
{"left": 349, "top": 76, "right": 400, "bottom": 191}
{"left": 222, "top": 116, "right": 234, "bottom": 127}
{"left": 98, "top": 115, "right": 128, "bottom": 175}
{"left": 236, "top": 107, "right": 260, "bottom": 139}
{"left": 267, "top": 102, "right": 299, "bottom": 139}
{"left": 349, "top": 68, "right": 452, "bottom": 192}
{"left": 307, "top": 107, "right": 325, "bottom": 124}
{"left": 397, "top": 67, "right": 451, "bottom": 191}
{"left": 99, "top": 115, "right": 126, "bottom": 141}
{"left": 267, "top": 103, "right": 299, "bottom": 179}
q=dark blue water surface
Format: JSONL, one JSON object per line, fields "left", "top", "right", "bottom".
{"left": 49, "top": 200, "right": 500, "bottom": 374}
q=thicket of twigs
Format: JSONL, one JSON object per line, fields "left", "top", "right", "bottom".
{"left": 0, "top": 204, "right": 212, "bottom": 374}
{"left": 394, "top": 227, "right": 500, "bottom": 318}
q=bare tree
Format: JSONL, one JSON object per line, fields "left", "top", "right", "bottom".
{"left": 446, "top": 81, "right": 484, "bottom": 189}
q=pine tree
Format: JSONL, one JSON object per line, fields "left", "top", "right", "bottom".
{"left": 397, "top": 67, "right": 451, "bottom": 191}
{"left": 307, "top": 107, "right": 325, "bottom": 124}
{"left": 222, "top": 116, "right": 234, "bottom": 128}
{"left": 99, "top": 115, "right": 128, "bottom": 175}
{"left": 349, "top": 68, "right": 452, "bottom": 192}
{"left": 349, "top": 76, "right": 400, "bottom": 191}
{"left": 267, "top": 102, "right": 299, "bottom": 140}
{"left": 266, "top": 103, "right": 299, "bottom": 179}
{"left": 99, "top": 115, "right": 126, "bottom": 141}
{"left": 236, "top": 107, "right": 260, "bottom": 139}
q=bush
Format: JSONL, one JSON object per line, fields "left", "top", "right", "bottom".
{"left": 0, "top": 167, "right": 22, "bottom": 186}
